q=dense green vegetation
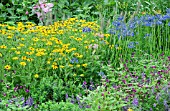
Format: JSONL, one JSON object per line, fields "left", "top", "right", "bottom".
{"left": 0, "top": 0, "right": 170, "bottom": 110}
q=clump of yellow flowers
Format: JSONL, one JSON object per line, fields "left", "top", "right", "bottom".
{"left": 0, "top": 18, "right": 111, "bottom": 80}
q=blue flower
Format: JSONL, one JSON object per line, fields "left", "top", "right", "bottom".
{"left": 162, "top": 14, "right": 170, "bottom": 21}
{"left": 117, "top": 16, "right": 124, "bottom": 21}
{"left": 82, "top": 27, "right": 91, "bottom": 32}
{"left": 70, "top": 58, "right": 78, "bottom": 63}
{"left": 155, "top": 20, "right": 163, "bottom": 25}
{"left": 112, "top": 21, "right": 122, "bottom": 27}
{"left": 166, "top": 8, "right": 170, "bottom": 14}
{"left": 128, "top": 42, "right": 135, "bottom": 48}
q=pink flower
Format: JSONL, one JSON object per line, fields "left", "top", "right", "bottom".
{"left": 35, "top": 12, "right": 42, "bottom": 18}
{"left": 40, "top": 3, "right": 46, "bottom": 9}
{"left": 42, "top": 3, "right": 54, "bottom": 13}
{"left": 25, "top": 11, "right": 29, "bottom": 15}
{"left": 33, "top": 5, "right": 40, "bottom": 10}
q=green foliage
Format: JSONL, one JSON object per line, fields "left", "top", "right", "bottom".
{"left": 0, "top": 0, "right": 39, "bottom": 23}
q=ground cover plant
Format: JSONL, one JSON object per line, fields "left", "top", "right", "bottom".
{"left": 0, "top": 0, "right": 170, "bottom": 111}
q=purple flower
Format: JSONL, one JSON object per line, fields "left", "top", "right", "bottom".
{"left": 65, "top": 93, "right": 68, "bottom": 99}
{"left": 151, "top": 66, "right": 156, "bottom": 68}
{"left": 86, "top": 105, "right": 91, "bottom": 108}
{"left": 98, "top": 106, "right": 101, "bottom": 109}
{"left": 25, "top": 89, "right": 29, "bottom": 93}
{"left": 83, "top": 81, "right": 87, "bottom": 85}
{"left": 76, "top": 96, "right": 80, "bottom": 101}
{"left": 70, "top": 99, "right": 75, "bottom": 104}
{"left": 153, "top": 103, "right": 156, "bottom": 107}
{"left": 132, "top": 98, "right": 138, "bottom": 106}
{"left": 23, "top": 97, "right": 33, "bottom": 107}
{"left": 164, "top": 100, "right": 168, "bottom": 108}
{"left": 3, "top": 93, "right": 6, "bottom": 96}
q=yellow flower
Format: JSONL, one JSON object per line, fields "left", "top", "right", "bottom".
{"left": 19, "top": 43, "right": 25, "bottom": 47}
{"left": 34, "top": 74, "right": 39, "bottom": 78}
{"left": 27, "top": 58, "right": 33, "bottom": 62}
{"left": 11, "top": 48, "right": 16, "bottom": 50}
{"left": 52, "top": 65, "right": 58, "bottom": 69}
{"left": 4, "top": 65, "right": 11, "bottom": 70}
{"left": 77, "top": 55, "right": 83, "bottom": 58}
{"left": 7, "top": 35, "right": 12, "bottom": 39}
{"left": 104, "top": 34, "right": 110, "bottom": 37}
{"left": 20, "top": 62, "right": 26, "bottom": 66}
{"left": 21, "top": 56, "right": 27, "bottom": 60}
{"left": 47, "top": 61, "right": 51, "bottom": 64}
{"left": 0, "top": 45, "right": 7, "bottom": 49}
{"left": 21, "top": 38, "right": 25, "bottom": 41}
{"left": 32, "top": 38, "right": 39, "bottom": 42}
{"left": 82, "top": 64, "right": 87, "bottom": 67}
{"left": 12, "top": 57, "right": 18, "bottom": 60}
{"left": 127, "top": 108, "right": 133, "bottom": 111}
{"left": 46, "top": 41, "right": 53, "bottom": 46}
{"left": 15, "top": 51, "right": 20, "bottom": 54}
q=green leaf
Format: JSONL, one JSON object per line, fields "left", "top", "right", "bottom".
{"left": 17, "top": 8, "right": 24, "bottom": 13}
{"left": 21, "top": 16, "right": 28, "bottom": 20}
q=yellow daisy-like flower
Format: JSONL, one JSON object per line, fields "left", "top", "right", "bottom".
{"left": 104, "top": 34, "right": 110, "bottom": 38}
{"left": 21, "top": 56, "right": 27, "bottom": 60}
{"left": 12, "top": 57, "right": 19, "bottom": 60}
{"left": 34, "top": 74, "right": 39, "bottom": 78}
{"left": 7, "top": 35, "right": 12, "bottom": 39}
{"left": 77, "top": 55, "right": 83, "bottom": 58}
{"left": 47, "top": 61, "right": 51, "bottom": 64}
{"left": 52, "top": 65, "right": 58, "bottom": 69}
{"left": 27, "top": 58, "right": 33, "bottom": 62}
{"left": 82, "top": 64, "right": 87, "bottom": 67}
{"left": 20, "top": 62, "right": 26, "bottom": 66}
{"left": 4, "top": 65, "right": 11, "bottom": 70}
{"left": 0, "top": 45, "right": 7, "bottom": 49}
{"left": 15, "top": 51, "right": 21, "bottom": 54}
{"left": 21, "top": 38, "right": 25, "bottom": 41}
